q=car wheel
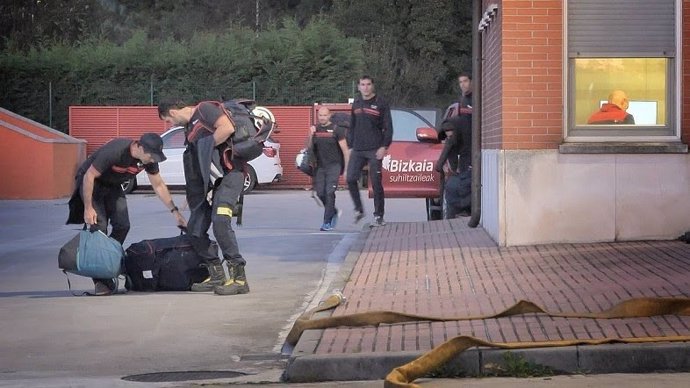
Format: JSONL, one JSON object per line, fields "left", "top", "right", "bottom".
{"left": 243, "top": 165, "right": 257, "bottom": 194}
{"left": 426, "top": 197, "right": 442, "bottom": 221}
{"left": 121, "top": 178, "right": 136, "bottom": 194}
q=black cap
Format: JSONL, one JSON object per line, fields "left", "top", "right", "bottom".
{"left": 139, "top": 133, "right": 167, "bottom": 163}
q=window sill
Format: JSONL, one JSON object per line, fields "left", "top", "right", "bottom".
{"left": 559, "top": 142, "right": 688, "bottom": 154}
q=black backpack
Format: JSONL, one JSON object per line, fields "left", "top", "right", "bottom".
{"left": 124, "top": 234, "right": 217, "bottom": 292}
{"left": 220, "top": 99, "right": 277, "bottom": 161}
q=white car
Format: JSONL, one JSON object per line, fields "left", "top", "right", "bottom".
{"left": 122, "top": 126, "right": 283, "bottom": 194}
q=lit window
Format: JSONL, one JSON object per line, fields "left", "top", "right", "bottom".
{"left": 566, "top": 0, "right": 678, "bottom": 140}
{"left": 572, "top": 58, "right": 670, "bottom": 131}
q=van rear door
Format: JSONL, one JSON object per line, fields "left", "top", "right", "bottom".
{"left": 375, "top": 108, "right": 443, "bottom": 198}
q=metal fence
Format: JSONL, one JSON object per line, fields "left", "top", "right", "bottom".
{"left": 50, "top": 79, "right": 357, "bottom": 104}
{"left": 37, "top": 79, "right": 358, "bottom": 131}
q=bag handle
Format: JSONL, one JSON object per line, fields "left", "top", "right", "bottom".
{"left": 82, "top": 224, "right": 100, "bottom": 233}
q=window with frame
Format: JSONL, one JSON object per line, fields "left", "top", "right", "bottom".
{"left": 566, "top": 0, "right": 678, "bottom": 140}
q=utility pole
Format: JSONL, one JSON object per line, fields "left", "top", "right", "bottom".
{"left": 255, "top": 0, "right": 260, "bottom": 37}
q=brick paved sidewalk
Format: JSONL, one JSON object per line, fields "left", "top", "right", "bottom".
{"left": 296, "top": 218, "right": 690, "bottom": 358}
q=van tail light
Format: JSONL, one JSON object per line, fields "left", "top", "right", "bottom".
{"left": 263, "top": 147, "right": 277, "bottom": 157}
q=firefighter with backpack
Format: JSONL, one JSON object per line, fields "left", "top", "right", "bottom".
{"left": 157, "top": 100, "right": 269, "bottom": 296}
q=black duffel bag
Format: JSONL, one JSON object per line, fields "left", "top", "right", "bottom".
{"left": 124, "top": 233, "right": 218, "bottom": 291}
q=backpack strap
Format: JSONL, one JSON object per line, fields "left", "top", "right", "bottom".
{"left": 235, "top": 191, "right": 244, "bottom": 226}
{"left": 62, "top": 270, "right": 90, "bottom": 296}
{"left": 206, "top": 101, "right": 237, "bottom": 127}
{"left": 187, "top": 101, "right": 237, "bottom": 144}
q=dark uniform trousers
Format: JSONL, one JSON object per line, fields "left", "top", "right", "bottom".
{"left": 346, "top": 149, "right": 384, "bottom": 217}
{"left": 185, "top": 167, "right": 245, "bottom": 267}
{"left": 313, "top": 163, "right": 342, "bottom": 223}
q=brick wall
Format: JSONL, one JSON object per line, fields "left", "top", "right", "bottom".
{"left": 499, "top": 0, "right": 563, "bottom": 150}
{"left": 492, "top": 0, "right": 687, "bottom": 148}
{"left": 482, "top": 0, "right": 504, "bottom": 150}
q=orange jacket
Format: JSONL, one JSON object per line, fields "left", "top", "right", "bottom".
{"left": 587, "top": 103, "right": 635, "bottom": 124}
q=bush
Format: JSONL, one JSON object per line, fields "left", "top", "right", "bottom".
{"left": 0, "top": 20, "right": 364, "bottom": 132}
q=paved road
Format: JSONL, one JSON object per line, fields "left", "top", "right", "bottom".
{"left": 0, "top": 189, "right": 425, "bottom": 387}
{"left": 215, "top": 373, "right": 690, "bottom": 387}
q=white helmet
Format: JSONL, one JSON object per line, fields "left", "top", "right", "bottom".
{"left": 251, "top": 106, "right": 275, "bottom": 130}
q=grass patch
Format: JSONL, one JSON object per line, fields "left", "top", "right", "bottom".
{"left": 483, "top": 352, "right": 554, "bottom": 378}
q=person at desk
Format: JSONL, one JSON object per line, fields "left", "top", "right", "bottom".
{"left": 587, "top": 90, "right": 635, "bottom": 124}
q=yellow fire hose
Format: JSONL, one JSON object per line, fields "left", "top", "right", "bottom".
{"left": 384, "top": 334, "right": 690, "bottom": 388}
{"left": 286, "top": 294, "right": 690, "bottom": 388}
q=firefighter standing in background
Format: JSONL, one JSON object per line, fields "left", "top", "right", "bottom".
{"left": 346, "top": 75, "right": 393, "bottom": 227}
{"left": 309, "top": 107, "right": 349, "bottom": 231}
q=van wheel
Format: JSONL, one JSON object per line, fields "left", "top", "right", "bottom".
{"left": 243, "top": 165, "right": 257, "bottom": 194}
{"left": 121, "top": 178, "right": 136, "bottom": 194}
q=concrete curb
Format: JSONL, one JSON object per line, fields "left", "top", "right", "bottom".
{"left": 285, "top": 342, "right": 690, "bottom": 382}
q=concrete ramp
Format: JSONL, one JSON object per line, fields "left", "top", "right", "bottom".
{"left": 0, "top": 108, "right": 86, "bottom": 199}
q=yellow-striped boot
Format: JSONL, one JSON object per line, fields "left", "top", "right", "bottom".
{"left": 214, "top": 263, "right": 250, "bottom": 295}
{"left": 191, "top": 260, "right": 226, "bottom": 292}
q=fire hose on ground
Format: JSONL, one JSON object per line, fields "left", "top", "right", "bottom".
{"left": 285, "top": 294, "right": 690, "bottom": 388}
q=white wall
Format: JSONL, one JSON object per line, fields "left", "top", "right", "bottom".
{"left": 481, "top": 149, "right": 503, "bottom": 243}
{"left": 480, "top": 149, "right": 690, "bottom": 246}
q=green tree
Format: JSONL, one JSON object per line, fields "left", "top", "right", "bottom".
{"left": 251, "top": 18, "right": 364, "bottom": 104}
{"left": 331, "top": 0, "right": 471, "bottom": 106}
{"left": 0, "top": 18, "right": 364, "bottom": 131}
{"left": 0, "top": 0, "right": 102, "bottom": 51}
{"left": 0, "top": 0, "right": 470, "bottom": 130}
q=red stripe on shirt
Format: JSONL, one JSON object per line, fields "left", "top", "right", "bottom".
{"left": 112, "top": 165, "right": 143, "bottom": 174}
{"left": 187, "top": 122, "right": 213, "bottom": 143}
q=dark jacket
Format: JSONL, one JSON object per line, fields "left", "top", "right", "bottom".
{"left": 443, "top": 92, "right": 473, "bottom": 120}
{"left": 347, "top": 95, "right": 393, "bottom": 151}
{"left": 436, "top": 115, "right": 472, "bottom": 173}
{"left": 183, "top": 103, "right": 233, "bottom": 237}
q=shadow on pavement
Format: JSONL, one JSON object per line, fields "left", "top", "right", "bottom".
{"left": 0, "top": 290, "right": 87, "bottom": 298}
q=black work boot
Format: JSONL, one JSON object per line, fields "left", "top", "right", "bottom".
{"left": 214, "top": 264, "right": 250, "bottom": 295}
{"left": 191, "top": 259, "right": 226, "bottom": 292}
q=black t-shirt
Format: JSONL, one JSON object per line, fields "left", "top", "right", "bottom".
{"left": 185, "top": 101, "right": 240, "bottom": 174}
{"left": 77, "top": 138, "right": 159, "bottom": 186}
{"left": 186, "top": 101, "right": 224, "bottom": 143}
{"left": 313, "top": 123, "right": 346, "bottom": 167}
